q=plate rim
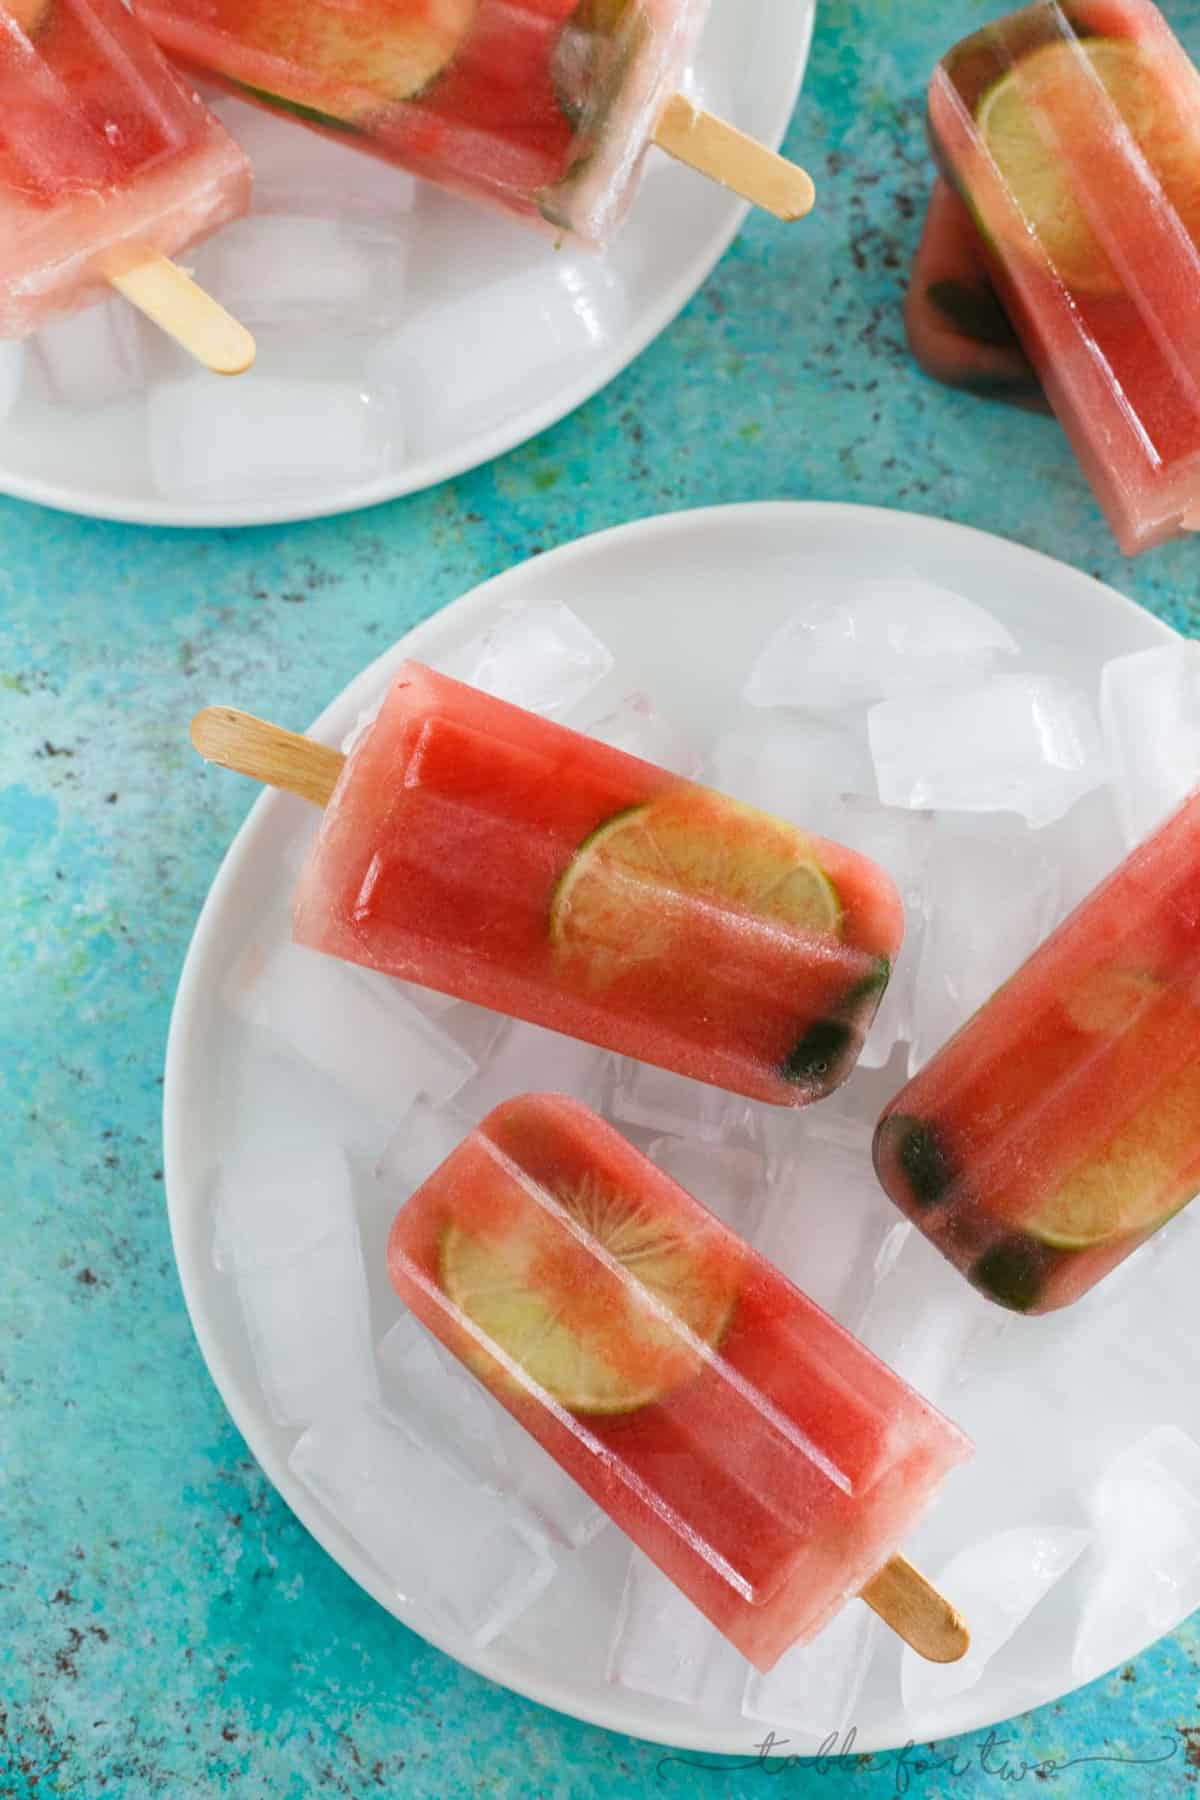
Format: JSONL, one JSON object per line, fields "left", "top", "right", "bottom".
{"left": 163, "top": 499, "right": 1180, "bottom": 1756}
{"left": 0, "top": 3, "right": 814, "bottom": 532}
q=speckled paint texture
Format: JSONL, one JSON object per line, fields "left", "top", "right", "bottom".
{"left": 4, "top": 1, "right": 1200, "bottom": 1793}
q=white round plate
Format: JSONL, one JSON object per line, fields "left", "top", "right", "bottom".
{"left": 0, "top": 0, "right": 812, "bottom": 529}
{"left": 166, "top": 502, "right": 1188, "bottom": 1756}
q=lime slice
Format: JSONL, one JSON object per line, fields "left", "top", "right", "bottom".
{"left": 1060, "top": 966, "right": 1163, "bottom": 1035}
{"left": 238, "top": 0, "right": 477, "bottom": 125}
{"left": 439, "top": 1171, "right": 736, "bottom": 1414}
{"left": 1026, "top": 1058, "right": 1200, "bottom": 1250}
{"left": 977, "top": 37, "right": 1200, "bottom": 295}
{"left": 8, "top": 0, "right": 52, "bottom": 32}
{"left": 550, "top": 789, "right": 843, "bottom": 986}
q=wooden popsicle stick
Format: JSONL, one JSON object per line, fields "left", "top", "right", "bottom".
{"left": 108, "top": 251, "right": 256, "bottom": 375}
{"left": 653, "top": 94, "right": 815, "bottom": 222}
{"left": 191, "top": 706, "right": 343, "bottom": 806}
{"left": 861, "top": 1553, "right": 969, "bottom": 1663}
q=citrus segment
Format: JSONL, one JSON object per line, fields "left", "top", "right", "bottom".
{"left": 439, "top": 1169, "right": 737, "bottom": 1414}
{"left": 7, "top": 0, "right": 53, "bottom": 33}
{"left": 550, "top": 788, "right": 843, "bottom": 987}
{"left": 1024, "top": 1057, "right": 1200, "bottom": 1249}
{"left": 235, "top": 0, "right": 477, "bottom": 123}
{"left": 977, "top": 38, "right": 1200, "bottom": 295}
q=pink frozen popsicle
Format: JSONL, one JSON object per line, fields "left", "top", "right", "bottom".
{"left": 928, "top": 0, "right": 1200, "bottom": 554}
{"left": 135, "top": 0, "right": 814, "bottom": 248}
{"left": 388, "top": 1093, "right": 973, "bottom": 1670}
{"left": 191, "top": 669, "right": 906, "bottom": 1105}
{"left": 1, "top": 0, "right": 253, "bottom": 368}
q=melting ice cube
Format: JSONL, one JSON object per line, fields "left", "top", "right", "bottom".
{"left": 744, "top": 573, "right": 1017, "bottom": 710}
{"left": 290, "top": 1403, "right": 556, "bottom": 1646}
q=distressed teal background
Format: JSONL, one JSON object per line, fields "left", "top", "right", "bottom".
{"left": 4, "top": 0, "right": 1200, "bottom": 1793}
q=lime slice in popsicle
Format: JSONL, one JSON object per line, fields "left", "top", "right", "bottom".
{"left": 233, "top": 0, "right": 477, "bottom": 126}
{"left": 550, "top": 788, "right": 843, "bottom": 982}
{"left": 439, "top": 1171, "right": 737, "bottom": 1414}
{"left": 8, "top": 0, "right": 53, "bottom": 32}
{"left": 976, "top": 38, "right": 1200, "bottom": 296}
{"left": 1023, "top": 1057, "right": 1200, "bottom": 1251}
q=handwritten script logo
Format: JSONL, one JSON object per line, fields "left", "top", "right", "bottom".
{"left": 656, "top": 1726, "right": 1182, "bottom": 1790}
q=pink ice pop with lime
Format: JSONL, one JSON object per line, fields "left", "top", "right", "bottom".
{"left": 928, "top": 0, "right": 1200, "bottom": 553}
{"left": 0, "top": 0, "right": 252, "bottom": 365}
{"left": 388, "top": 1093, "right": 973, "bottom": 1670}
{"left": 286, "top": 662, "right": 905, "bottom": 1107}
{"left": 136, "top": 0, "right": 814, "bottom": 248}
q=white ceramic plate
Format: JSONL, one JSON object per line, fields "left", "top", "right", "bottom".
{"left": 0, "top": 0, "right": 812, "bottom": 529}
{"left": 165, "top": 502, "right": 1188, "bottom": 1756}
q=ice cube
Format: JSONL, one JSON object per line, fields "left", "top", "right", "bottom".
{"left": 435, "top": 1002, "right": 511, "bottom": 1067}
{"left": 210, "top": 93, "right": 420, "bottom": 226}
{"left": 376, "top": 1311, "right": 505, "bottom": 1476}
{"left": 646, "top": 1136, "right": 768, "bottom": 1239}
{"left": 434, "top": 604, "right": 614, "bottom": 719}
{"left": 290, "top": 1404, "right": 556, "bottom": 1646}
{"left": 585, "top": 693, "right": 700, "bottom": 777}
{"left": 148, "top": 373, "right": 395, "bottom": 503}
{"left": 855, "top": 1227, "right": 1007, "bottom": 1405}
{"left": 908, "top": 824, "right": 1061, "bottom": 1073}
{"left": 376, "top": 1314, "right": 605, "bottom": 1548}
{"left": 1100, "top": 642, "right": 1200, "bottom": 850}
{"left": 607, "top": 1552, "right": 737, "bottom": 1705}
{"left": 1074, "top": 1426, "right": 1200, "bottom": 1682}
{"left": 816, "top": 798, "right": 933, "bottom": 1071}
{"left": 744, "top": 573, "right": 1017, "bottom": 710}
{"left": 902, "top": 1526, "right": 1091, "bottom": 1712}
{"left": 611, "top": 1059, "right": 747, "bottom": 1145}
{"left": 781, "top": 1051, "right": 904, "bottom": 1157}
{"left": 375, "top": 1098, "right": 473, "bottom": 1194}
{"left": 870, "top": 675, "right": 1105, "bottom": 827}
{"left": 745, "top": 1605, "right": 880, "bottom": 1733}
{"left": 339, "top": 699, "right": 383, "bottom": 758}
{"left": 859, "top": 931, "right": 920, "bottom": 1072}
{"left": 214, "top": 1130, "right": 377, "bottom": 1427}
{"left": 0, "top": 339, "right": 25, "bottom": 417}
{"left": 455, "top": 1019, "right": 611, "bottom": 1120}
{"left": 709, "top": 718, "right": 875, "bottom": 832}
{"left": 1038, "top": 786, "right": 1126, "bottom": 922}
{"left": 191, "top": 215, "right": 408, "bottom": 331}
{"left": 369, "top": 254, "right": 628, "bottom": 440}
{"left": 754, "top": 1132, "right": 897, "bottom": 1325}
{"left": 226, "top": 940, "right": 476, "bottom": 1119}
{"left": 35, "top": 298, "right": 146, "bottom": 409}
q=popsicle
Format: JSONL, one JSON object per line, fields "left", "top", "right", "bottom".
{"left": 927, "top": 0, "right": 1200, "bottom": 555}
{"left": 1, "top": 0, "right": 254, "bottom": 370}
{"left": 387, "top": 1092, "right": 973, "bottom": 1670}
{"left": 134, "top": 0, "right": 815, "bottom": 248}
{"left": 190, "top": 664, "right": 906, "bottom": 1106}
{"left": 904, "top": 178, "right": 1045, "bottom": 411}
{"left": 875, "top": 791, "right": 1200, "bottom": 1316}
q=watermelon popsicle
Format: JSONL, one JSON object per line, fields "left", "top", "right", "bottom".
{"left": 134, "top": 0, "right": 815, "bottom": 249}
{"left": 0, "top": 0, "right": 254, "bottom": 369}
{"left": 904, "top": 178, "right": 1045, "bottom": 410}
{"left": 875, "top": 791, "right": 1200, "bottom": 1316}
{"left": 192, "top": 665, "right": 906, "bottom": 1107}
{"left": 387, "top": 1093, "right": 973, "bottom": 1671}
{"left": 927, "top": 0, "right": 1200, "bottom": 555}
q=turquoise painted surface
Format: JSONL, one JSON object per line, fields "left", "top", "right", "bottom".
{"left": 4, "top": 0, "right": 1200, "bottom": 1791}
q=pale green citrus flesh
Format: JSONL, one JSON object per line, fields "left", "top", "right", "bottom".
{"left": 549, "top": 789, "right": 843, "bottom": 985}
{"left": 1025, "top": 969, "right": 1200, "bottom": 1249}
{"left": 977, "top": 38, "right": 1200, "bottom": 296}
{"left": 8, "top": 0, "right": 53, "bottom": 33}
{"left": 238, "top": 0, "right": 477, "bottom": 123}
{"left": 438, "top": 1171, "right": 736, "bottom": 1415}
